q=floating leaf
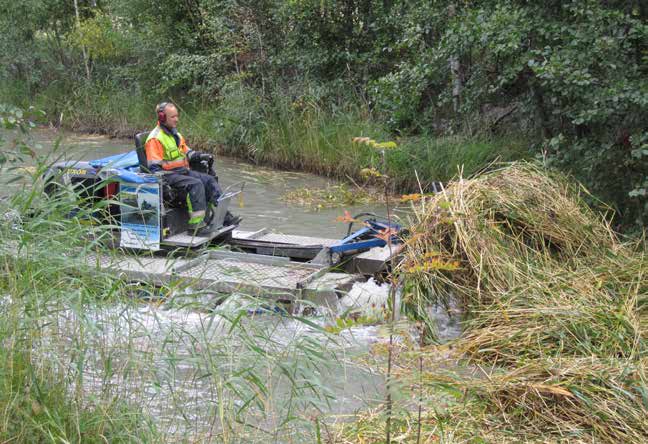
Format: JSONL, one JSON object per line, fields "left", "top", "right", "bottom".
{"left": 335, "top": 210, "right": 357, "bottom": 223}
{"left": 360, "top": 167, "right": 384, "bottom": 179}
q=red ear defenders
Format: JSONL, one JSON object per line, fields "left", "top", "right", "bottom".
{"left": 157, "top": 102, "right": 169, "bottom": 123}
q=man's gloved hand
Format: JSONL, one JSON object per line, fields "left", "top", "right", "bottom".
{"left": 198, "top": 153, "right": 213, "bottom": 163}
{"left": 187, "top": 150, "right": 200, "bottom": 162}
{"left": 188, "top": 151, "right": 214, "bottom": 163}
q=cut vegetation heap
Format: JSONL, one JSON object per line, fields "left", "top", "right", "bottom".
{"left": 381, "top": 163, "right": 648, "bottom": 442}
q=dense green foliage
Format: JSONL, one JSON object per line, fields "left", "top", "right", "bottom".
{"left": 1, "top": 0, "right": 648, "bottom": 228}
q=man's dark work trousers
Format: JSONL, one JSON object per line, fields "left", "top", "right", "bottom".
{"left": 164, "top": 168, "right": 222, "bottom": 213}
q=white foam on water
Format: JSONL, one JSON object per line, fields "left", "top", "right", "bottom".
{"left": 427, "top": 295, "right": 463, "bottom": 342}
{"left": 337, "top": 278, "right": 391, "bottom": 318}
{"left": 26, "top": 294, "right": 385, "bottom": 441}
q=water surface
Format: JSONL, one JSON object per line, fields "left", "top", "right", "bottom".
{"left": 17, "top": 128, "right": 401, "bottom": 238}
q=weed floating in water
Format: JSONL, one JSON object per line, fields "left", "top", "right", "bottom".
{"left": 282, "top": 183, "right": 387, "bottom": 209}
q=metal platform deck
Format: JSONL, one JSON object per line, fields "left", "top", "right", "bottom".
{"left": 231, "top": 229, "right": 401, "bottom": 273}
{"left": 84, "top": 249, "right": 361, "bottom": 303}
{"left": 232, "top": 229, "right": 339, "bottom": 247}
{"left": 230, "top": 229, "right": 338, "bottom": 259}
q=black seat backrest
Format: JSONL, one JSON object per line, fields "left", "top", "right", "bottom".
{"left": 134, "top": 131, "right": 150, "bottom": 172}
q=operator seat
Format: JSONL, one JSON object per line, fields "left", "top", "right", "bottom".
{"left": 133, "top": 131, "right": 182, "bottom": 207}
{"left": 134, "top": 131, "right": 151, "bottom": 172}
{"left": 132, "top": 131, "right": 227, "bottom": 230}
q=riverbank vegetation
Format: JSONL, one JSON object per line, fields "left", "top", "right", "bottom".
{"left": 3, "top": 1, "right": 648, "bottom": 442}
{"left": 2, "top": 0, "right": 648, "bottom": 229}
{"left": 338, "top": 163, "right": 648, "bottom": 442}
{"left": 0, "top": 150, "right": 159, "bottom": 439}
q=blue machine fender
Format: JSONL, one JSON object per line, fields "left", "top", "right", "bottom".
{"left": 89, "top": 151, "right": 140, "bottom": 169}
{"left": 329, "top": 219, "right": 402, "bottom": 254}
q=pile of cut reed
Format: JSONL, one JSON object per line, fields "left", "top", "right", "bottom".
{"left": 393, "top": 163, "right": 648, "bottom": 442}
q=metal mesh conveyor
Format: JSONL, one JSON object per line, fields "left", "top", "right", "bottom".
{"left": 174, "top": 251, "right": 327, "bottom": 297}
{"left": 81, "top": 250, "right": 354, "bottom": 301}
{"left": 84, "top": 252, "right": 188, "bottom": 285}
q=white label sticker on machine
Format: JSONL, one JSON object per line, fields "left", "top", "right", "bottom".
{"left": 119, "top": 182, "right": 161, "bottom": 250}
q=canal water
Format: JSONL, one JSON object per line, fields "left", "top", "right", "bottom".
{"left": 37, "top": 296, "right": 391, "bottom": 442}
{"left": 21, "top": 128, "right": 402, "bottom": 238}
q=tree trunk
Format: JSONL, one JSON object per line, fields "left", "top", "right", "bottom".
{"left": 52, "top": 20, "right": 67, "bottom": 68}
{"left": 342, "top": 0, "right": 355, "bottom": 49}
{"left": 448, "top": 3, "right": 462, "bottom": 113}
{"left": 532, "top": 83, "right": 553, "bottom": 139}
{"left": 73, "top": 0, "right": 91, "bottom": 81}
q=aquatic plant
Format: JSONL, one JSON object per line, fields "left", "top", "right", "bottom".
{"left": 282, "top": 183, "right": 386, "bottom": 209}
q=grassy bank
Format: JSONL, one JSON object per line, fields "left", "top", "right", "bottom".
{"left": 337, "top": 163, "right": 648, "bottom": 442}
{"left": 0, "top": 305, "right": 156, "bottom": 443}
{"left": 0, "top": 182, "right": 159, "bottom": 441}
{"left": 1, "top": 81, "right": 531, "bottom": 192}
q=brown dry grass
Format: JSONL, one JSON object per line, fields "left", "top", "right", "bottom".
{"left": 340, "top": 163, "right": 648, "bottom": 443}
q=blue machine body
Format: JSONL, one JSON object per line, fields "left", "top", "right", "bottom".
{"left": 329, "top": 219, "right": 402, "bottom": 254}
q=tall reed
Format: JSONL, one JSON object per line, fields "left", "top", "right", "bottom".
{"left": 0, "top": 112, "right": 369, "bottom": 442}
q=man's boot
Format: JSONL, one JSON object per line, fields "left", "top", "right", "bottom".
{"left": 223, "top": 211, "right": 242, "bottom": 226}
{"left": 196, "top": 222, "right": 218, "bottom": 237}
{"left": 196, "top": 210, "right": 218, "bottom": 236}
{"left": 192, "top": 205, "right": 216, "bottom": 236}
{"left": 188, "top": 218, "right": 206, "bottom": 236}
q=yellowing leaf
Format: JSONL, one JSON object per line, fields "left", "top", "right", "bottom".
{"left": 374, "top": 141, "right": 397, "bottom": 149}
{"left": 335, "top": 210, "right": 357, "bottom": 223}
{"left": 404, "top": 258, "right": 461, "bottom": 273}
{"left": 400, "top": 193, "right": 422, "bottom": 202}
{"left": 373, "top": 227, "right": 399, "bottom": 242}
{"left": 352, "top": 137, "right": 396, "bottom": 149}
{"left": 529, "top": 384, "right": 574, "bottom": 398}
